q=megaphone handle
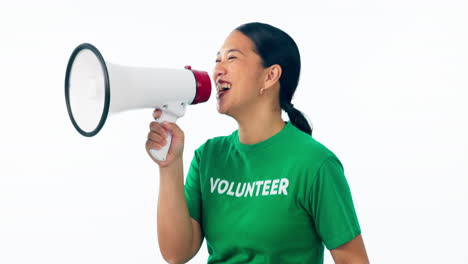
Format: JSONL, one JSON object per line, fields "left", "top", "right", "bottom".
{"left": 150, "top": 110, "right": 179, "bottom": 161}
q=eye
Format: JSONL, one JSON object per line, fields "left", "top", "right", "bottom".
{"left": 215, "top": 58, "right": 221, "bottom": 63}
{"left": 228, "top": 56, "right": 237, "bottom": 60}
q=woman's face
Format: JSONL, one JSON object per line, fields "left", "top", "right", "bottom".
{"left": 213, "top": 30, "right": 266, "bottom": 116}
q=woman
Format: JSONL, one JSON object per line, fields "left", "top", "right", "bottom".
{"left": 146, "top": 22, "right": 369, "bottom": 264}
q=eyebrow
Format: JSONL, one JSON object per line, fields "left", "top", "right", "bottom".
{"left": 216, "top": 49, "right": 245, "bottom": 56}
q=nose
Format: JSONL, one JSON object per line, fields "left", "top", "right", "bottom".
{"left": 213, "top": 62, "right": 227, "bottom": 79}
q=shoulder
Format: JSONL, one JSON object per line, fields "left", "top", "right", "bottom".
{"left": 281, "top": 125, "right": 346, "bottom": 180}
{"left": 287, "top": 124, "right": 338, "bottom": 162}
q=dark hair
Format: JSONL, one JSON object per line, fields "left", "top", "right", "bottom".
{"left": 235, "top": 22, "right": 312, "bottom": 135}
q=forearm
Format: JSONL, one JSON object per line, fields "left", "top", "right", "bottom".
{"left": 157, "top": 157, "right": 193, "bottom": 263}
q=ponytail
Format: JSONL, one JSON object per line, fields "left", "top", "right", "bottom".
{"left": 282, "top": 102, "right": 312, "bottom": 135}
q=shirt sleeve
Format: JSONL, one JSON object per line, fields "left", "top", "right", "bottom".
{"left": 309, "top": 155, "right": 362, "bottom": 250}
{"left": 184, "top": 146, "right": 203, "bottom": 225}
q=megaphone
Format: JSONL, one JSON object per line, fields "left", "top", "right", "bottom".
{"left": 64, "top": 43, "right": 211, "bottom": 161}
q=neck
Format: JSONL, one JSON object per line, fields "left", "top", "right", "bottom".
{"left": 234, "top": 105, "right": 285, "bottom": 145}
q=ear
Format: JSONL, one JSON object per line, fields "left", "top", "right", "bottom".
{"left": 263, "top": 64, "right": 282, "bottom": 90}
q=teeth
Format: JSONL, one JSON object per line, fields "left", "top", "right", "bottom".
{"left": 216, "top": 82, "right": 231, "bottom": 92}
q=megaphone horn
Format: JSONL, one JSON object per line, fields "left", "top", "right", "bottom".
{"left": 65, "top": 43, "right": 211, "bottom": 161}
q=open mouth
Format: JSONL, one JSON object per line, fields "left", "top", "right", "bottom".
{"left": 216, "top": 80, "right": 231, "bottom": 99}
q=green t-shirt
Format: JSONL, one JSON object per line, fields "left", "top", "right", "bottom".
{"left": 184, "top": 122, "right": 361, "bottom": 264}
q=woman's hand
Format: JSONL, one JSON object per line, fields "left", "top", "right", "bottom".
{"left": 146, "top": 109, "right": 185, "bottom": 167}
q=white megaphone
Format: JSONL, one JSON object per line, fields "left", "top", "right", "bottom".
{"left": 64, "top": 43, "right": 211, "bottom": 161}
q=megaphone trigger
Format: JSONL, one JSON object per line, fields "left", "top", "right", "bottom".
{"left": 150, "top": 102, "right": 186, "bottom": 161}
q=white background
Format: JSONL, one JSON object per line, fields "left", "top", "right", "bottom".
{"left": 0, "top": 0, "right": 467, "bottom": 263}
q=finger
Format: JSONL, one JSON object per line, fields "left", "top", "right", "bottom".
{"left": 147, "top": 131, "right": 167, "bottom": 145}
{"left": 162, "top": 122, "right": 183, "bottom": 138}
{"left": 146, "top": 139, "right": 162, "bottom": 151}
{"left": 149, "top": 121, "right": 168, "bottom": 137}
{"left": 153, "top": 109, "right": 162, "bottom": 120}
